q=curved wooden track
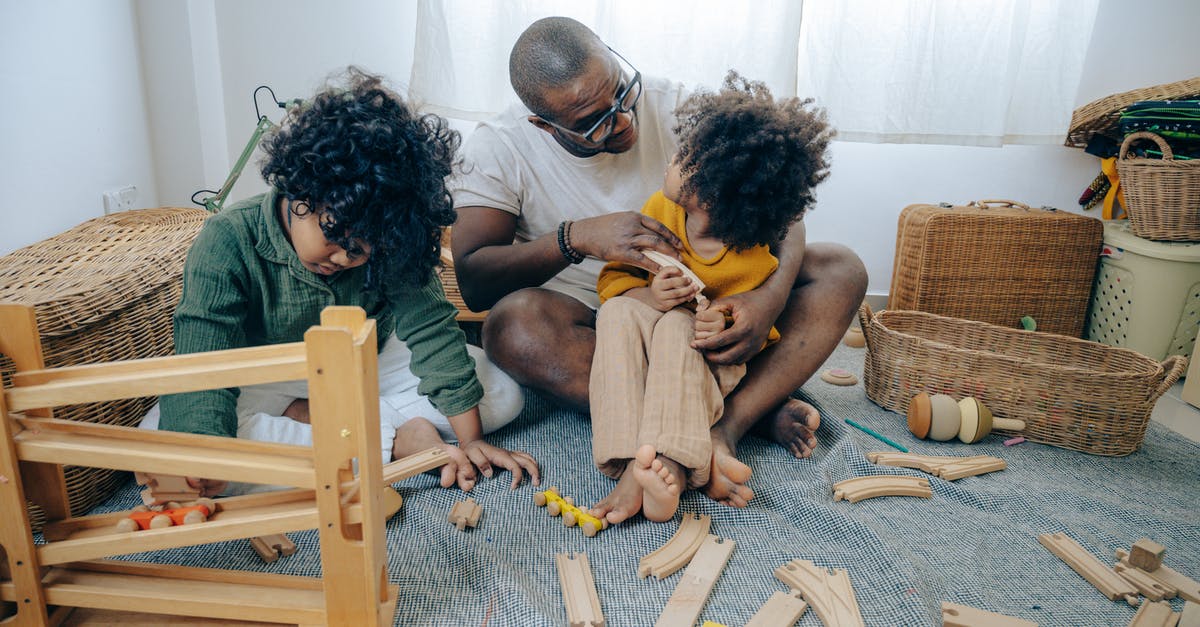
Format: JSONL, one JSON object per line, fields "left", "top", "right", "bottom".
{"left": 774, "top": 559, "right": 864, "bottom": 627}
{"left": 866, "top": 452, "right": 1006, "bottom": 481}
{"left": 637, "top": 512, "right": 711, "bottom": 579}
{"left": 833, "top": 475, "right": 931, "bottom": 503}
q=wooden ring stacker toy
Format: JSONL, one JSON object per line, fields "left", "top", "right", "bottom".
{"left": 907, "top": 393, "right": 1026, "bottom": 443}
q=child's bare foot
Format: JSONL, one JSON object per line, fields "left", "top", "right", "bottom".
{"left": 703, "top": 436, "right": 755, "bottom": 508}
{"left": 589, "top": 461, "right": 643, "bottom": 525}
{"left": 391, "top": 417, "right": 476, "bottom": 491}
{"left": 632, "top": 444, "right": 684, "bottom": 522}
{"left": 756, "top": 398, "right": 821, "bottom": 459}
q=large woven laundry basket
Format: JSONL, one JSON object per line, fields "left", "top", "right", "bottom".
{"left": 859, "top": 305, "right": 1186, "bottom": 456}
{"left": 0, "top": 207, "right": 209, "bottom": 529}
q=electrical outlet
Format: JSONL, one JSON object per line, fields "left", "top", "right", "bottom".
{"left": 102, "top": 185, "right": 138, "bottom": 215}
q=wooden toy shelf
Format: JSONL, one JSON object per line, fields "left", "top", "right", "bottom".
{"left": 0, "top": 304, "right": 414, "bottom": 626}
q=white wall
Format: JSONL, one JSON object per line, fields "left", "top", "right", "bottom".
{"left": 0, "top": 0, "right": 159, "bottom": 256}
{"left": 2, "top": 0, "right": 1197, "bottom": 295}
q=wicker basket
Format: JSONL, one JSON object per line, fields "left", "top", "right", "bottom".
{"left": 1117, "top": 131, "right": 1200, "bottom": 241}
{"left": 1066, "top": 76, "right": 1200, "bottom": 148}
{"left": 0, "top": 207, "right": 209, "bottom": 530}
{"left": 859, "top": 305, "right": 1186, "bottom": 456}
{"left": 439, "top": 228, "right": 487, "bottom": 322}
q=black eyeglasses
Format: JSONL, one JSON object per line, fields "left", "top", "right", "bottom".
{"left": 539, "top": 47, "right": 643, "bottom": 145}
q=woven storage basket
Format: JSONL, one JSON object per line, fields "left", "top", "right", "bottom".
{"left": 1066, "top": 76, "right": 1200, "bottom": 148}
{"left": 859, "top": 305, "right": 1186, "bottom": 456}
{"left": 439, "top": 227, "right": 487, "bottom": 322}
{"left": 0, "top": 207, "right": 209, "bottom": 530}
{"left": 1117, "top": 131, "right": 1200, "bottom": 241}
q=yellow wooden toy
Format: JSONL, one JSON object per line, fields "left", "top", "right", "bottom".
{"left": 533, "top": 486, "right": 608, "bottom": 537}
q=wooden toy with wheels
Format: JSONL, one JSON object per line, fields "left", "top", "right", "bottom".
{"left": 533, "top": 486, "right": 608, "bottom": 537}
{"left": 907, "top": 393, "right": 1026, "bottom": 443}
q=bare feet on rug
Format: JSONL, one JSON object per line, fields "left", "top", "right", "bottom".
{"left": 589, "top": 462, "right": 643, "bottom": 525}
{"left": 391, "top": 417, "right": 477, "bottom": 491}
{"left": 757, "top": 398, "right": 822, "bottom": 459}
{"left": 632, "top": 444, "right": 685, "bottom": 522}
{"left": 704, "top": 435, "right": 755, "bottom": 508}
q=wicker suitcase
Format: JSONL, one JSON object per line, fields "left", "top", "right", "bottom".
{"left": 889, "top": 199, "right": 1103, "bottom": 337}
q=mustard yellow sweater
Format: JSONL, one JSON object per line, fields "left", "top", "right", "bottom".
{"left": 597, "top": 191, "right": 781, "bottom": 344}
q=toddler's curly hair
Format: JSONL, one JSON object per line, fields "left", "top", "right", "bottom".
{"left": 261, "top": 67, "right": 459, "bottom": 291}
{"left": 673, "top": 70, "right": 834, "bottom": 250}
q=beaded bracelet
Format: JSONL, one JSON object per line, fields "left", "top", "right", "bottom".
{"left": 557, "top": 220, "right": 585, "bottom": 264}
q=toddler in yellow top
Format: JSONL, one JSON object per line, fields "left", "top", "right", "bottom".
{"left": 589, "top": 70, "right": 834, "bottom": 524}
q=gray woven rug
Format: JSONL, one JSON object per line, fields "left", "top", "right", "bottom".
{"left": 77, "top": 343, "right": 1200, "bottom": 626}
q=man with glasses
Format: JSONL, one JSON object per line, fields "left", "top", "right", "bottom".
{"left": 450, "top": 17, "right": 867, "bottom": 514}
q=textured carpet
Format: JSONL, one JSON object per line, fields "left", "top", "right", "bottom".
{"left": 77, "top": 342, "right": 1200, "bottom": 626}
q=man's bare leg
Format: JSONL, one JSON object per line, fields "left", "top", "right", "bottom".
{"left": 706, "top": 243, "right": 867, "bottom": 505}
{"left": 482, "top": 288, "right": 594, "bottom": 410}
{"left": 588, "top": 460, "right": 643, "bottom": 525}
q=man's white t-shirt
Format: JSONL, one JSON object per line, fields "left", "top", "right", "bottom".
{"left": 450, "top": 76, "right": 690, "bottom": 309}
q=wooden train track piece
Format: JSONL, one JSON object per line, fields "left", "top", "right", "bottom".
{"left": 941, "top": 602, "right": 1037, "bottom": 626}
{"left": 448, "top": 497, "right": 482, "bottom": 531}
{"left": 773, "top": 559, "right": 865, "bottom": 627}
{"left": 744, "top": 589, "right": 808, "bottom": 627}
{"left": 1115, "top": 561, "right": 1177, "bottom": 601}
{"left": 866, "top": 452, "right": 1007, "bottom": 480}
{"left": 1117, "top": 548, "right": 1200, "bottom": 603}
{"left": 1180, "top": 601, "right": 1200, "bottom": 627}
{"left": 637, "top": 512, "right": 711, "bottom": 579}
{"left": 833, "top": 475, "right": 931, "bottom": 503}
{"left": 555, "top": 552, "right": 605, "bottom": 627}
{"left": 249, "top": 533, "right": 297, "bottom": 563}
{"left": 1127, "top": 601, "right": 1181, "bottom": 627}
{"left": 655, "top": 535, "right": 735, "bottom": 627}
{"left": 1039, "top": 533, "right": 1139, "bottom": 606}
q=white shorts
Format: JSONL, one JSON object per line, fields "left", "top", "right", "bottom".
{"left": 139, "top": 334, "right": 523, "bottom": 494}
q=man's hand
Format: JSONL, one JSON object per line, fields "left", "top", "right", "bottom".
{"left": 571, "top": 212, "right": 682, "bottom": 266}
{"left": 460, "top": 440, "right": 542, "bottom": 490}
{"left": 690, "top": 290, "right": 779, "bottom": 365}
{"left": 693, "top": 302, "right": 726, "bottom": 341}
{"left": 649, "top": 267, "right": 700, "bottom": 311}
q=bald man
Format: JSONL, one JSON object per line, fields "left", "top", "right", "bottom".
{"left": 449, "top": 17, "right": 867, "bottom": 518}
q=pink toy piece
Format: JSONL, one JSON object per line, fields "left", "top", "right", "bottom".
{"left": 1004, "top": 436, "right": 1026, "bottom": 446}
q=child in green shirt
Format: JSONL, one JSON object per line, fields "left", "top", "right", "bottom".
{"left": 143, "top": 68, "right": 538, "bottom": 496}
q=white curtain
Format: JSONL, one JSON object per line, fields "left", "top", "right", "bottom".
{"left": 796, "top": 0, "right": 1099, "bottom": 146}
{"left": 409, "top": 0, "right": 1098, "bottom": 146}
{"left": 409, "top": 0, "right": 803, "bottom": 121}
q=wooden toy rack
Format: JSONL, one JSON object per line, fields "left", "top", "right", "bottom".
{"left": 0, "top": 305, "right": 400, "bottom": 626}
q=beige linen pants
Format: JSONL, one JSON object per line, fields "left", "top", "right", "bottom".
{"left": 590, "top": 296, "right": 745, "bottom": 488}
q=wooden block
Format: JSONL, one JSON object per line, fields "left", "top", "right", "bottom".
{"left": 941, "top": 602, "right": 1037, "bottom": 627}
{"left": 1130, "top": 539, "right": 1167, "bottom": 572}
{"left": 448, "top": 497, "right": 482, "bottom": 531}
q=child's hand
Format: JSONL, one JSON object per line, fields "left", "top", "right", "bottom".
{"left": 460, "top": 440, "right": 541, "bottom": 490}
{"left": 693, "top": 302, "right": 726, "bottom": 341}
{"left": 650, "top": 266, "right": 700, "bottom": 311}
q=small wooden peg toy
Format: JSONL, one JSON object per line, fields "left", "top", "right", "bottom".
{"left": 907, "top": 393, "right": 1026, "bottom": 443}
{"left": 448, "top": 497, "right": 483, "bottom": 531}
{"left": 534, "top": 486, "right": 608, "bottom": 537}
{"left": 116, "top": 497, "right": 217, "bottom": 532}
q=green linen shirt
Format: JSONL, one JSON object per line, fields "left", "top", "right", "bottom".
{"left": 158, "top": 190, "right": 483, "bottom": 438}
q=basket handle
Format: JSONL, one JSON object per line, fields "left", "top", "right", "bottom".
{"left": 857, "top": 302, "right": 874, "bottom": 351}
{"left": 1151, "top": 355, "right": 1188, "bottom": 399}
{"left": 971, "top": 199, "right": 1032, "bottom": 211}
{"left": 1119, "top": 131, "right": 1174, "bottom": 161}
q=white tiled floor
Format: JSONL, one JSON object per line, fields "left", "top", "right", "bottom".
{"left": 1150, "top": 380, "right": 1200, "bottom": 443}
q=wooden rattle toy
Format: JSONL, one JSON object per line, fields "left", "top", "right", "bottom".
{"left": 907, "top": 393, "right": 1025, "bottom": 443}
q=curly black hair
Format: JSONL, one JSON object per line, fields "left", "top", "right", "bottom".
{"left": 672, "top": 70, "right": 834, "bottom": 251}
{"left": 260, "top": 67, "right": 460, "bottom": 291}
